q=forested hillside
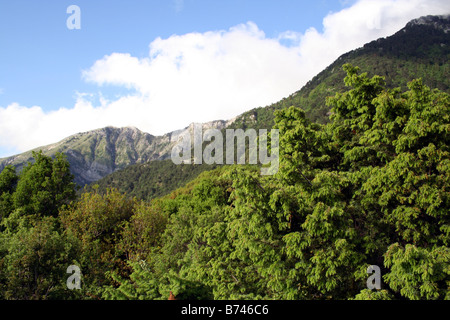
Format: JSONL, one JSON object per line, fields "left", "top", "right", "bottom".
{"left": 1, "top": 65, "right": 448, "bottom": 300}
{"left": 86, "top": 160, "right": 219, "bottom": 200}
{"left": 233, "top": 15, "right": 450, "bottom": 128}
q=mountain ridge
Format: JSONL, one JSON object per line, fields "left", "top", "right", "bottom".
{"left": 228, "top": 14, "right": 450, "bottom": 130}
{"left": 0, "top": 119, "right": 235, "bottom": 186}
{"left": 1, "top": 14, "right": 449, "bottom": 188}
{"left": 406, "top": 14, "right": 450, "bottom": 31}
{"left": 90, "top": 14, "right": 450, "bottom": 200}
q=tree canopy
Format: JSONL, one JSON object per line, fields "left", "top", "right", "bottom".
{"left": 0, "top": 65, "right": 448, "bottom": 300}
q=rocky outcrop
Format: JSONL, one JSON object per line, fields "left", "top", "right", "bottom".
{"left": 405, "top": 14, "right": 450, "bottom": 33}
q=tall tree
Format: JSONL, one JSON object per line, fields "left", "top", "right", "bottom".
{"left": 0, "top": 166, "right": 18, "bottom": 227}
{"left": 12, "top": 151, "right": 76, "bottom": 220}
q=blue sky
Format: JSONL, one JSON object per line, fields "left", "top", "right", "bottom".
{"left": 0, "top": 0, "right": 346, "bottom": 111}
{"left": 0, "top": 0, "right": 449, "bottom": 158}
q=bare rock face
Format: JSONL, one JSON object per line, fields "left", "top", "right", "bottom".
{"left": 406, "top": 15, "right": 450, "bottom": 33}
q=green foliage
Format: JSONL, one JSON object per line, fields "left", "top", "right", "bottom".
{"left": 89, "top": 159, "right": 219, "bottom": 201}
{"left": 1, "top": 62, "right": 448, "bottom": 300}
{"left": 384, "top": 244, "right": 449, "bottom": 300}
{"left": 0, "top": 152, "right": 80, "bottom": 299}
{"left": 352, "top": 289, "right": 394, "bottom": 300}
{"left": 0, "top": 217, "right": 80, "bottom": 299}
{"left": 119, "top": 200, "right": 168, "bottom": 261}
{"left": 0, "top": 166, "right": 18, "bottom": 195}
{"left": 102, "top": 261, "right": 161, "bottom": 300}
{"left": 0, "top": 151, "right": 76, "bottom": 234}
{"left": 0, "top": 166, "right": 18, "bottom": 226}
{"left": 59, "top": 188, "right": 137, "bottom": 297}
{"left": 12, "top": 151, "right": 76, "bottom": 220}
{"left": 94, "top": 64, "right": 449, "bottom": 301}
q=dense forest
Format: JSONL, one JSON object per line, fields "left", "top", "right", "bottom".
{"left": 86, "top": 160, "right": 220, "bottom": 201}
{"left": 0, "top": 65, "right": 448, "bottom": 300}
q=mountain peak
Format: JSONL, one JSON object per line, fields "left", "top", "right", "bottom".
{"left": 405, "top": 14, "right": 450, "bottom": 32}
{"left": 77, "top": 125, "right": 144, "bottom": 135}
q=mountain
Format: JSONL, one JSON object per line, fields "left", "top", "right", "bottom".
{"left": 231, "top": 14, "right": 450, "bottom": 128}
{"left": 0, "top": 120, "right": 234, "bottom": 186}
{"left": 1, "top": 15, "right": 449, "bottom": 191}
{"left": 91, "top": 15, "right": 450, "bottom": 200}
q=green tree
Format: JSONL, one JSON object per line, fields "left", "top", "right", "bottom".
{"left": 0, "top": 165, "right": 18, "bottom": 226}
{"left": 59, "top": 188, "right": 136, "bottom": 298}
{"left": 11, "top": 151, "right": 76, "bottom": 222}
{"left": 0, "top": 216, "right": 80, "bottom": 299}
{"left": 0, "top": 151, "right": 81, "bottom": 300}
{"left": 87, "top": 64, "right": 449, "bottom": 301}
{"left": 384, "top": 244, "right": 449, "bottom": 299}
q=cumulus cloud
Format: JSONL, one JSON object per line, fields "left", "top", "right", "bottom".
{"left": 1, "top": 0, "right": 449, "bottom": 157}
{"left": 82, "top": 22, "right": 305, "bottom": 134}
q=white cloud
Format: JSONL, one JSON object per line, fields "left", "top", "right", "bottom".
{"left": 82, "top": 22, "right": 305, "bottom": 134}
{"left": 1, "top": 0, "right": 449, "bottom": 156}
